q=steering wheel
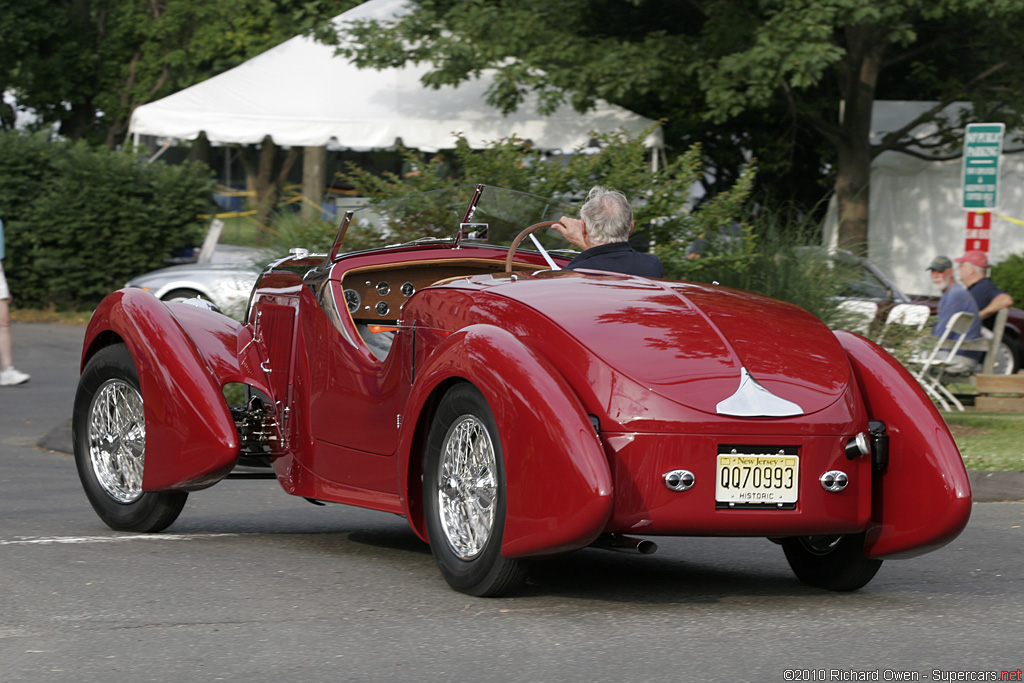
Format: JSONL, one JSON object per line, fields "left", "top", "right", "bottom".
{"left": 505, "top": 220, "right": 559, "bottom": 273}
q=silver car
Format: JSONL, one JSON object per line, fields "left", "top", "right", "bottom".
{"left": 124, "top": 245, "right": 267, "bottom": 320}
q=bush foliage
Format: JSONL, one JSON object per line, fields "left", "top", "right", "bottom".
{"left": 992, "top": 253, "right": 1024, "bottom": 310}
{"left": 262, "top": 127, "right": 854, "bottom": 320}
{"left": 335, "top": 127, "right": 758, "bottom": 281}
{"left": 1, "top": 126, "right": 859, "bottom": 321}
{"left": 0, "top": 131, "right": 215, "bottom": 309}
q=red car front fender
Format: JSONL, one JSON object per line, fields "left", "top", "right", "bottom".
{"left": 399, "top": 324, "right": 613, "bottom": 559}
{"left": 82, "top": 289, "right": 264, "bottom": 491}
{"left": 836, "top": 331, "right": 972, "bottom": 559}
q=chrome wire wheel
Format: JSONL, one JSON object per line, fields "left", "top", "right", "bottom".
{"left": 437, "top": 414, "right": 497, "bottom": 560}
{"left": 87, "top": 378, "right": 146, "bottom": 504}
{"left": 74, "top": 343, "right": 186, "bottom": 532}
{"left": 424, "top": 382, "right": 526, "bottom": 596}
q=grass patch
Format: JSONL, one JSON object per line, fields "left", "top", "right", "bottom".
{"left": 944, "top": 411, "right": 1024, "bottom": 471}
{"left": 11, "top": 308, "right": 93, "bottom": 325}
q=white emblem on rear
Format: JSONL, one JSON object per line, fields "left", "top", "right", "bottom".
{"left": 716, "top": 367, "right": 803, "bottom": 417}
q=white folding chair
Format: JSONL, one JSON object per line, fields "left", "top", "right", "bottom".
{"left": 957, "top": 307, "right": 1011, "bottom": 375}
{"left": 874, "top": 303, "right": 931, "bottom": 350}
{"left": 884, "top": 303, "right": 930, "bottom": 328}
{"left": 834, "top": 300, "right": 878, "bottom": 335}
{"left": 909, "top": 311, "right": 976, "bottom": 411}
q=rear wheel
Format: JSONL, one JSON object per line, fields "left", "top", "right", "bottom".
{"left": 781, "top": 533, "right": 882, "bottom": 591}
{"left": 423, "top": 383, "right": 526, "bottom": 596}
{"left": 73, "top": 343, "right": 187, "bottom": 532}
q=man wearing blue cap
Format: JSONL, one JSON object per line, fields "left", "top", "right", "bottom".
{"left": 927, "top": 255, "right": 983, "bottom": 373}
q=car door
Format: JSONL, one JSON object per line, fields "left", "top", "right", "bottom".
{"left": 304, "top": 267, "right": 407, "bottom": 457}
{"left": 248, "top": 286, "right": 301, "bottom": 455}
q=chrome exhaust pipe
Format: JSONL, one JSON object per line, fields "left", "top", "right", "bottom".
{"left": 591, "top": 533, "right": 658, "bottom": 555}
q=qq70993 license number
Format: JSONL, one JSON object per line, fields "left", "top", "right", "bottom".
{"left": 715, "top": 449, "right": 798, "bottom": 508}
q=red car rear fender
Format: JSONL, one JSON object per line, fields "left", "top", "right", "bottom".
{"left": 82, "top": 290, "right": 268, "bottom": 491}
{"left": 400, "top": 324, "right": 614, "bottom": 558}
{"left": 836, "top": 331, "right": 972, "bottom": 559}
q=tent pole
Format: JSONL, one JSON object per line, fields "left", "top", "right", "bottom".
{"left": 302, "top": 146, "right": 328, "bottom": 220}
{"left": 650, "top": 144, "right": 666, "bottom": 173}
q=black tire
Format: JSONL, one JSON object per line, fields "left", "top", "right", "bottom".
{"left": 73, "top": 343, "right": 187, "bottom": 532}
{"left": 423, "top": 383, "right": 526, "bottom": 597}
{"left": 162, "top": 288, "right": 206, "bottom": 303}
{"left": 781, "top": 533, "right": 882, "bottom": 591}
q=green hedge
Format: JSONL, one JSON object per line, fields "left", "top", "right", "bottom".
{"left": 0, "top": 132, "right": 215, "bottom": 309}
{"left": 992, "top": 253, "right": 1024, "bottom": 311}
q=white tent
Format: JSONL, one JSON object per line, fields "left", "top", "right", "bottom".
{"left": 128, "top": 0, "right": 662, "bottom": 153}
{"left": 825, "top": 101, "right": 1024, "bottom": 295}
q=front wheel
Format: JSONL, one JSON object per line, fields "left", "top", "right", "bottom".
{"left": 781, "top": 533, "right": 882, "bottom": 591}
{"left": 423, "top": 383, "right": 526, "bottom": 596}
{"left": 73, "top": 343, "right": 187, "bottom": 532}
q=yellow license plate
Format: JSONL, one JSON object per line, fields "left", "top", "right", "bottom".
{"left": 716, "top": 453, "right": 799, "bottom": 505}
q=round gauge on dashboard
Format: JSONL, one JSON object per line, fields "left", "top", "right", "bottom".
{"left": 401, "top": 282, "right": 415, "bottom": 297}
{"left": 376, "top": 281, "right": 391, "bottom": 296}
{"left": 344, "top": 288, "right": 361, "bottom": 313}
{"left": 375, "top": 301, "right": 390, "bottom": 316}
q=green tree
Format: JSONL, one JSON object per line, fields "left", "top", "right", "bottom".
{"left": 331, "top": 0, "right": 1024, "bottom": 254}
{"left": 0, "top": 0, "right": 356, "bottom": 147}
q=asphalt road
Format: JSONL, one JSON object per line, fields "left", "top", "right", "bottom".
{"left": 1, "top": 322, "right": 1022, "bottom": 682}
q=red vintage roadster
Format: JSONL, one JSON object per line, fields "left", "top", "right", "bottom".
{"left": 73, "top": 185, "right": 971, "bottom": 596}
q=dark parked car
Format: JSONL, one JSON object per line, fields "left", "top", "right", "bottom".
{"left": 73, "top": 185, "right": 971, "bottom": 597}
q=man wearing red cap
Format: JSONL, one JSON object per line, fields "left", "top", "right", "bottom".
{"left": 955, "top": 251, "right": 1014, "bottom": 326}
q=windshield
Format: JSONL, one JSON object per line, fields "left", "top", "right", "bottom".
{"left": 331, "top": 185, "right": 578, "bottom": 260}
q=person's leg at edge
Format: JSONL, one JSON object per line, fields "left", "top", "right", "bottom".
{"left": 0, "top": 297, "right": 29, "bottom": 385}
{"left": 0, "top": 297, "right": 13, "bottom": 371}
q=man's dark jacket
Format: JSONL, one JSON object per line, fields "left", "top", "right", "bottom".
{"left": 566, "top": 241, "right": 663, "bottom": 278}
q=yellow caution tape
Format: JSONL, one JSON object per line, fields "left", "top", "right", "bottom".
{"left": 994, "top": 213, "right": 1024, "bottom": 228}
{"left": 197, "top": 210, "right": 259, "bottom": 219}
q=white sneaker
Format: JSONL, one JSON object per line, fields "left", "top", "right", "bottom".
{"left": 0, "top": 367, "right": 30, "bottom": 386}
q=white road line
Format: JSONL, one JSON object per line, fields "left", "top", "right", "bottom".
{"left": 0, "top": 533, "right": 241, "bottom": 546}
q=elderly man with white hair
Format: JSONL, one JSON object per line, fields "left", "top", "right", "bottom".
{"left": 926, "top": 254, "right": 983, "bottom": 374}
{"left": 955, "top": 250, "right": 1014, "bottom": 326}
{"left": 552, "top": 186, "right": 663, "bottom": 278}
